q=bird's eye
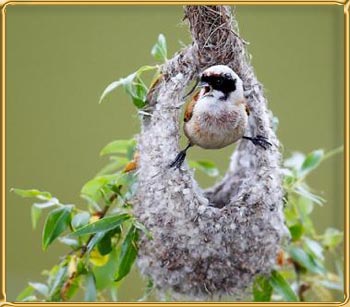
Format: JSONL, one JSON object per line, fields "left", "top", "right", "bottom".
{"left": 216, "top": 78, "right": 223, "bottom": 85}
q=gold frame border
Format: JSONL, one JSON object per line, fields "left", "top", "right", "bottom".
{"left": 0, "top": 1, "right": 349, "bottom": 306}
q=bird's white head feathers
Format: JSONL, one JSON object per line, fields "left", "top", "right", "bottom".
{"left": 200, "top": 65, "right": 244, "bottom": 101}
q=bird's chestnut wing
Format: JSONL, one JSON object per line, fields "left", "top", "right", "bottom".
{"left": 184, "top": 92, "right": 199, "bottom": 122}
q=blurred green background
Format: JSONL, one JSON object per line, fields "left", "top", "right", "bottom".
{"left": 5, "top": 4, "right": 344, "bottom": 301}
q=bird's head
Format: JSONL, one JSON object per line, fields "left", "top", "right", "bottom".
{"left": 199, "top": 65, "right": 244, "bottom": 101}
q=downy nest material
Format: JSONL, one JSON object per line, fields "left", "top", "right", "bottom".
{"left": 133, "top": 5, "right": 289, "bottom": 299}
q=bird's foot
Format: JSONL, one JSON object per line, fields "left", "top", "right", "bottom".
{"left": 243, "top": 135, "right": 272, "bottom": 150}
{"left": 169, "top": 150, "right": 187, "bottom": 169}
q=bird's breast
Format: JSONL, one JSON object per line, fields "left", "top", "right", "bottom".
{"left": 184, "top": 102, "right": 248, "bottom": 149}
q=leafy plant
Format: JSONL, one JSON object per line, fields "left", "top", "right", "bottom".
{"left": 13, "top": 34, "right": 344, "bottom": 302}
{"left": 13, "top": 34, "right": 171, "bottom": 302}
{"left": 13, "top": 141, "right": 140, "bottom": 301}
{"left": 253, "top": 146, "right": 344, "bottom": 302}
{"left": 98, "top": 34, "right": 167, "bottom": 107}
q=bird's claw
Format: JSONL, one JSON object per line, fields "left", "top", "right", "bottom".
{"left": 169, "top": 150, "right": 187, "bottom": 169}
{"left": 243, "top": 135, "right": 272, "bottom": 150}
{"left": 251, "top": 135, "right": 272, "bottom": 150}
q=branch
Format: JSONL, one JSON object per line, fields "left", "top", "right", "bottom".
{"left": 134, "top": 5, "right": 288, "bottom": 299}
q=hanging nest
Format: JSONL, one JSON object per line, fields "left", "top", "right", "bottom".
{"left": 134, "top": 5, "right": 289, "bottom": 299}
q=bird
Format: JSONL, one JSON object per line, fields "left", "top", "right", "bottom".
{"left": 169, "top": 64, "right": 271, "bottom": 169}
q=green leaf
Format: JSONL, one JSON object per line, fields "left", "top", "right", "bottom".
{"left": 97, "top": 226, "right": 121, "bottom": 256}
{"left": 87, "top": 232, "right": 106, "bottom": 254}
{"left": 283, "top": 173, "right": 296, "bottom": 188}
{"left": 71, "top": 212, "right": 90, "bottom": 230}
{"left": 81, "top": 174, "right": 120, "bottom": 201}
{"left": 30, "top": 199, "right": 60, "bottom": 229}
{"left": 93, "top": 249, "right": 119, "bottom": 290}
{"left": 33, "top": 199, "right": 59, "bottom": 208}
{"left": 253, "top": 275, "right": 273, "bottom": 302}
{"left": 48, "top": 265, "right": 68, "bottom": 301}
{"left": 151, "top": 34, "right": 167, "bottom": 61}
{"left": 28, "top": 282, "right": 49, "bottom": 297}
{"left": 77, "top": 259, "right": 88, "bottom": 275}
{"left": 125, "top": 77, "right": 148, "bottom": 109}
{"left": 86, "top": 226, "right": 121, "bottom": 256}
{"left": 133, "top": 220, "right": 153, "bottom": 240}
{"left": 58, "top": 236, "right": 80, "bottom": 249}
{"left": 289, "top": 223, "right": 304, "bottom": 241}
{"left": 99, "top": 65, "right": 156, "bottom": 105}
{"left": 288, "top": 246, "right": 325, "bottom": 274}
{"left": 97, "top": 157, "right": 129, "bottom": 176}
{"left": 135, "top": 65, "right": 158, "bottom": 76}
{"left": 81, "top": 195, "right": 101, "bottom": 212}
{"left": 283, "top": 199, "right": 299, "bottom": 226}
{"left": 99, "top": 79, "right": 124, "bottom": 104}
{"left": 322, "top": 228, "right": 343, "bottom": 249}
{"left": 72, "top": 213, "right": 130, "bottom": 236}
{"left": 115, "top": 172, "right": 136, "bottom": 191}
{"left": 284, "top": 152, "right": 305, "bottom": 171}
{"left": 300, "top": 149, "right": 324, "bottom": 177}
{"left": 188, "top": 160, "right": 219, "bottom": 177}
{"left": 114, "top": 225, "right": 139, "bottom": 282}
{"left": 84, "top": 272, "right": 97, "bottom": 301}
{"left": 99, "top": 72, "right": 136, "bottom": 104}
{"left": 42, "top": 206, "right": 73, "bottom": 250}
{"left": 16, "top": 285, "right": 34, "bottom": 301}
{"left": 11, "top": 188, "right": 52, "bottom": 200}
{"left": 100, "top": 139, "right": 136, "bottom": 156}
{"left": 295, "top": 185, "right": 325, "bottom": 206}
{"left": 304, "top": 237, "right": 324, "bottom": 260}
{"left": 297, "top": 197, "right": 316, "bottom": 235}
{"left": 269, "top": 270, "right": 298, "bottom": 302}
{"left": 97, "top": 234, "right": 113, "bottom": 256}
{"left": 298, "top": 196, "right": 314, "bottom": 216}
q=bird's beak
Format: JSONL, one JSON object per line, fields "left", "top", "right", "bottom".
{"left": 182, "top": 80, "right": 212, "bottom": 100}
{"left": 199, "top": 81, "right": 212, "bottom": 95}
{"left": 198, "top": 81, "right": 209, "bottom": 88}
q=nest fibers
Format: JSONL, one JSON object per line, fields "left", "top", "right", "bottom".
{"left": 134, "top": 6, "right": 289, "bottom": 299}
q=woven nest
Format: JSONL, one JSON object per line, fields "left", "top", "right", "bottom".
{"left": 134, "top": 5, "right": 288, "bottom": 300}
